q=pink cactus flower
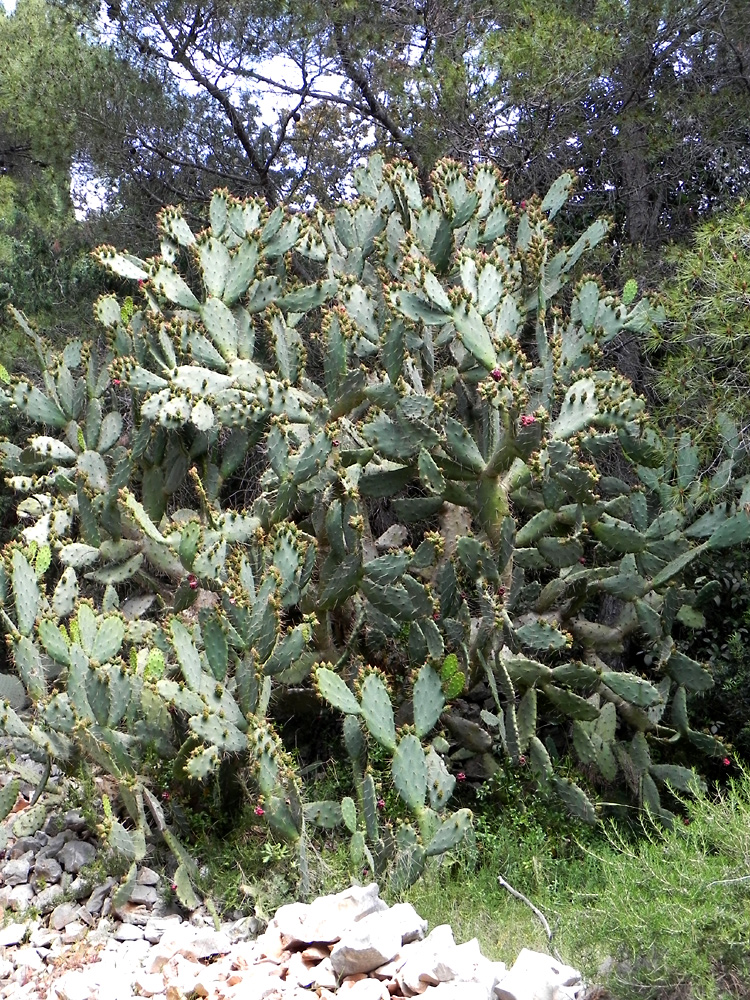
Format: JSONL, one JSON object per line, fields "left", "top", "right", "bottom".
{"left": 188, "top": 574, "right": 198, "bottom": 590}
{"left": 254, "top": 806, "right": 265, "bottom": 816}
{"left": 457, "top": 772, "right": 466, "bottom": 782}
{"left": 520, "top": 414, "right": 536, "bottom": 427}
{"left": 490, "top": 368, "right": 503, "bottom": 382}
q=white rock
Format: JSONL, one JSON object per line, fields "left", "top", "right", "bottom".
{"left": 0, "top": 922, "right": 29, "bottom": 947}
{"left": 423, "top": 982, "right": 492, "bottom": 999}
{"left": 137, "top": 867, "right": 160, "bottom": 886}
{"left": 85, "top": 918, "right": 115, "bottom": 947}
{"left": 60, "top": 922, "right": 88, "bottom": 945}
{"left": 273, "top": 882, "right": 388, "bottom": 946}
{"left": 143, "top": 915, "right": 182, "bottom": 944}
{"left": 113, "top": 901, "right": 151, "bottom": 926}
{"left": 132, "top": 973, "right": 165, "bottom": 997}
{"left": 57, "top": 840, "right": 96, "bottom": 874}
{"left": 425, "top": 924, "right": 456, "bottom": 952}
{"left": 330, "top": 909, "right": 402, "bottom": 976}
{"left": 53, "top": 970, "right": 95, "bottom": 1000}
{"left": 1, "top": 858, "right": 31, "bottom": 886}
{"left": 129, "top": 883, "right": 158, "bottom": 906}
{"left": 85, "top": 878, "right": 117, "bottom": 915}
{"left": 183, "top": 928, "right": 231, "bottom": 959}
{"left": 312, "top": 956, "right": 338, "bottom": 990}
{"left": 399, "top": 925, "right": 456, "bottom": 993}
{"left": 114, "top": 937, "right": 151, "bottom": 968}
{"left": 344, "top": 979, "right": 391, "bottom": 1000}
{"left": 0, "top": 959, "right": 13, "bottom": 979}
{"left": 34, "top": 884, "right": 65, "bottom": 915}
{"left": 113, "top": 923, "right": 144, "bottom": 942}
{"left": 8, "top": 883, "right": 35, "bottom": 911}
{"left": 286, "top": 951, "right": 317, "bottom": 988}
{"left": 495, "top": 949, "right": 582, "bottom": 1000}
{"left": 49, "top": 902, "right": 81, "bottom": 931}
{"left": 389, "top": 902, "right": 428, "bottom": 944}
{"left": 11, "top": 947, "right": 44, "bottom": 972}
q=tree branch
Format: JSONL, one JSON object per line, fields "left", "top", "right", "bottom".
{"left": 328, "top": 7, "right": 430, "bottom": 192}
{"left": 150, "top": 7, "right": 280, "bottom": 206}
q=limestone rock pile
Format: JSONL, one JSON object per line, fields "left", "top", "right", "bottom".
{"left": 0, "top": 878, "right": 585, "bottom": 1000}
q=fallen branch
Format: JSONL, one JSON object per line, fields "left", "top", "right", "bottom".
{"left": 497, "top": 874, "right": 562, "bottom": 962}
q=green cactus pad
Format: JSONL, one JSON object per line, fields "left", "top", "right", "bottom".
{"left": 364, "top": 553, "right": 410, "bottom": 586}
{"left": 551, "top": 777, "right": 597, "bottom": 824}
{"left": 0, "top": 778, "right": 21, "bottom": 822}
{"left": 360, "top": 673, "right": 397, "bottom": 750}
{"left": 516, "top": 687, "right": 537, "bottom": 752}
{"left": 11, "top": 550, "right": 40, "bottom": 637}
{"left": 413, "top": 664, "right": 445, "bottom": 738}
{"left": 172, "top": 863, "right": 199, "bottom": 910}
{"left": 316, "top": 667, "right": 362, "bottom": 716}
{"left": 543, "top": 684, "right": 600, "bottom": 721}
{"left": 425, "top": 747, "right": 455, "bottom": 811}
{"left": 550, "top": 662, "right": 599, "bottom": 689}
{"left": 424, "top": 807, "right": 472, "bottom": 857}
{"left": 12, "top": 802, "right": 47, "bottom": 838}
{"left": 515, "top": 620, "right": 569, "bottom": 652}
{"left": 263, "top": 625, "right": 307, "bottom": 676}
{"left": 706, "top": 509, "right": 750, "bottom": 549}
{"left": 341, "top": 796, "right": 357, "bottom": 834}
{"left": 444, "top": 417, "right": 486, "bottom": 473}
{"left": 342, "top": 715, "right": 365, "bottom": 764}
{"left": 304, "top": 801, "right": 344, "bottom": 829}
{"left": 38, "top": 619, "right": 71, "bottom": 667}
{"left": 665, "top": 652, "right": 713, "bottom": 692}
{"left": 170, "top": 620, "right": 202, "bottom": 691}
{"left": 0, "top": 674, "right": 26, "bottom": 711}
{"left": 11, "top": 382, "right": 67, "bottom": 428}
{"left": 189, "top": 713, "right": 247, "bottom": 753}
{"left": 671, "top": 686, "right": 689, "bottom": 734}
{"left": 203, "top": 617, "right": 228, "bottom": 681}
{"left": 600, "top": 671, "right": 662, "bottom": 708}
{"left": 362, "top": 773, "right": 379, "bottom": 841}
{"left": 91, "top": 617, "right": 126, "bottom": 664}
{"left": 687, "top": 729, "right": 727, "bottom": 757}
{"left": 319, "top": 553, "right": 363, "bottom": 609}
{"left": 592, "top": 514, "right": 647, "bottom": 553}
{"left": 392, "top": 734, "right": 428, "bottom": 810}
{"left": 12, "top": 636, "right": 46, "bottom": 701}
{"left": 650, "top": 764, "right": 705, "bottom": 794}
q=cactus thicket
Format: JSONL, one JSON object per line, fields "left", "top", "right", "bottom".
{"left": 0, "top": 155, "right": 745, "bottom": 898}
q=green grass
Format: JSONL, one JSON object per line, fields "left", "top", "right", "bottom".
{"left": 403, "top": 774, "right": 750, "bottom": 999}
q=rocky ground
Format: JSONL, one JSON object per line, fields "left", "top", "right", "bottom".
{"left": 0, "top": 758, "right": 591, "bottom": 1000}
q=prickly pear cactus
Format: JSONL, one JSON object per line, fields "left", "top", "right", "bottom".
{"left": 311, "top": 662, "right": 470, "bottom": 890}
{"left": 0, "top": 154, "right": 745, "bottom": 886}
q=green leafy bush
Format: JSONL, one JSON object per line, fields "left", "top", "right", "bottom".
{"left": 0, "top": 156, "right": 745, "bottom": 901}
